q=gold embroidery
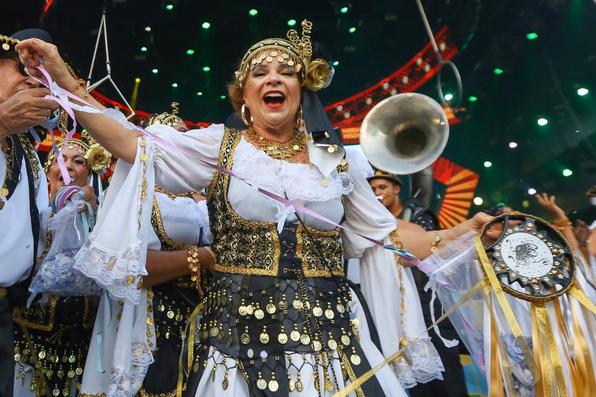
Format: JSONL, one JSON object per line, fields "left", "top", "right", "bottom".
{"left": 297, "top": 225, "right": 344, "bottom": 277}
{"left": 154, "top": 185, "right": 193, "bottom": 200}
{"left": 13, "top": 295, "right": 59, "bottom": 331}
{"left": 208, "top": 128, "right": 280, "bottom": 276}
{"left": 139, "top": 388, "right": 178, "bottom": 397}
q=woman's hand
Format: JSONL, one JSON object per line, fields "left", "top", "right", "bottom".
{"left": 534, "top": 192, "right": 567, "bottom": 221}
{"left": 15, "top": 38, "right": 77, "bottom": 89}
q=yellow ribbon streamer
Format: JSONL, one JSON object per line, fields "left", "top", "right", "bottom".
{"left": 553, "top": 303, "right": 583, "bottom": 396}
{"left": 569, "top": 294, "right": 596, "bottom": 394}
{"left": 569, "top": 284, "right": 596, "bottom": 314}
{"left": 332, "top": 280, "right": 486, "bottom": 397}
{"left": 176, "top": 302, "right": 204, "bottom": 397}
{"left": 473, "top": 236, "right": 537, "bottom": 378}
{"left": 489, "top": 302, "right": 506, "bottom": 397}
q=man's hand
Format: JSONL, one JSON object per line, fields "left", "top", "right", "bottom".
{"left": 0, "top": 88, "right": 55, "bottom": 138}
{"left": 534, "top": 192, "right": 567, "bottom": 221}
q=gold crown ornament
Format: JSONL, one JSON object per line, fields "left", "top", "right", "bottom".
{"left": 234, "top": 20, "right": 333, "bottom": 92}
{"left": 144, "top": 102, "right": 186, "bottom": 129}
{"left": 46, "top": 113, "right": 112, "bottom": 175}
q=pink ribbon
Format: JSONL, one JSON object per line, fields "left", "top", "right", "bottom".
{"left": 36, "top": 66, "right": 421, "bottom": 266}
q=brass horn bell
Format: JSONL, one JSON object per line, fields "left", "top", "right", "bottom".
{"left": 360, "top": 92, "right": 449, "bottom": 175}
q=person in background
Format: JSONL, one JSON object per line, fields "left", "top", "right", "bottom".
{"left": 369, "top": 170, "right": 469, "bottom": 397}
{"left": 0, "top": 29, "right": 55, "bottom": 397}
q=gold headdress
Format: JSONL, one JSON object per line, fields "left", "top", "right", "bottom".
{"left": 46, "top": 113, "right": 112, "bottom": 175}
{"left": 0, "top": 34, "right": 19, "bottom": 56}
{"left": 234, "top": 20, "right": 332, "bottom": 92}
{"left": 144, "top": 102, "right": 186, "bottom": 129}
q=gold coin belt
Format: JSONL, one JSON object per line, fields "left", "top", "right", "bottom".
{"left": 244, "top": 127, "right": 307, "bottom": 161}
{"left": 193, "top": 274, "right": 364, "bottom": 393}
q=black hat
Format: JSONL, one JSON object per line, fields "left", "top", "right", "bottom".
{"left": 1, "top": 28, "right": 52, "bottom": 57}
{"left": 367, "top": 169, "right": 403, "bottom": 187}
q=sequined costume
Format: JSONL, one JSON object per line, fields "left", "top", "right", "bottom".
{"left": 140, "top": 190, "right": 210, "bottom": 397}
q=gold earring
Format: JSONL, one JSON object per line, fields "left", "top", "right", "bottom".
{"left": 296, "top": 106, "right": 304, "bottom": 130}
{"left": 240, "top": 104, "right": 253, "bottom": 126}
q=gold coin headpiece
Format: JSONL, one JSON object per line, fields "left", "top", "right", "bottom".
{"left": 0, "top": 34, "right": 19, "bottom": 55}
{"left": 144, "top": 102, "right": 186, "bottom": 129}
{"left": 46, "top": 112, "right": 112, "bottom": 175}
{"left": 234, "top": 20, "right": 332, "bottom": 92}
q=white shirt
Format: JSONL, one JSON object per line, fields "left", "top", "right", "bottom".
{"left": 0, "top": 154, "right": 48, "bottom": 287}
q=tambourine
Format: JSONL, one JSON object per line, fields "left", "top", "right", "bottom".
{"left": 479, "top": 212, "right": 576, "bottom": 302}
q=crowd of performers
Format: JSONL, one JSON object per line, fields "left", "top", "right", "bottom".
{"left": 1, "top": 23, "right": 594, "bottom": 397}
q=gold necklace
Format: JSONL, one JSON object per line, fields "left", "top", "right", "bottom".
{"left": 245, "top": 127, "right": 307, "bottom": 160}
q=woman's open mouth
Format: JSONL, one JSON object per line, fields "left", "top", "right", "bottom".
{"left": 262, "top": 91, "right": 286, "bottom": 109}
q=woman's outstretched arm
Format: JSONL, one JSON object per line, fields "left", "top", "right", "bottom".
{"left": 16, "top": 38, "right": 138, "bottom": 163}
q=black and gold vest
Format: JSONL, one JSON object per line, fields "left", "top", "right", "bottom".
{"left": 206, "top": 127, "right": 344, "bottom": 279}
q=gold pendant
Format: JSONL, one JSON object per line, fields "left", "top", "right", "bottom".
{"left": 260, "top": 332, "right": 270, "bottom": 344}
{"left": 350, "top": 354, "right": 361, "bottom": 366}
{"left": 222, "top": 377, "right": 229, "bottom": 390}
{"left": 254, "top": 309, "right": 264, "bottom": 320}
{"left": 300, "top": 333, "right": 311, "bottom": 345}
{"left": 328, "top": 339, "right": 337, "bottom": 350}
{"left": 245, "top": 304, "right": 254, "bottom": 316}
{"left": 341, "top": 335, "right": 351, "bottom": 346}
{"left": 288, "top": 379, "right": 296, "bottom": 392}
{"left": 312, "top": 340, "right": 322, "bottom": 352}
{"left": 292, "top": 299, "right": 304, "bottom": 310}
{"left": 336, "top": 304, "right": 346, "bottom": 313}
{"left": 257, "top": 379, "right": 267, "bottom": 390}
{"left": 278, "top": 332, "right": 288, "bottom": 344}
{"left": 240, "top": 332, "right": 250, "bottom": 345}
{"left": 290, "top": 330, "right": 301, "bottom": 342}
{"left": 325, "top": 309, "right": 335, "bottom": 319}
{"left": 313, "top": 307, "right": 323, "bottom": 317}
{"left": 296, "top": 379, "right": 304, "bottom": 392}
{"left": 266, "top": 303, "right": 276, "bottom": 314}
{"left": 268, "top": 380, "right": 279, "bottom": 392}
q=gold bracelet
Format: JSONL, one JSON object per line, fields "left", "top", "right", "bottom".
{"left": 187, "top": 246, "right": 202, "bottom": 295}
{"left": 70, "top": 79, "right": 89, "bottom": 99}
{"left": 553, "top": 218, "right": 572, "bottom": 228}
{"left": 431, "top": 230, "right": 441, "bottom": 254}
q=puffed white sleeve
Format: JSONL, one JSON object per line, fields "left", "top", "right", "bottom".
{"left": 147, "top": 123, "right": 223, "bottom": 193}
{"left": 341, "top": 147, "right": 396, "bottom": 258}
{"left": 341, "top": 148, "right": 444, "bottom": 387}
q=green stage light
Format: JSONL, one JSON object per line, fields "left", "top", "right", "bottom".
{"left": 140, "top": 46, "right": 148, "bottom": 52}
{"left": 202, "top": 22, "right": 211, "bottom": 29}
{"left": 220, "top": 95, "right": 226, "bottom": 100}
{"left": 483, "top": 161, "right": 492, "bottom": 168}
{"left": 468, "top": 95, "right": 478, "bottom": 102}
{"left": 165, "top": 4, "right": 174, "bottom": 11}
{"left": 493, "top": 68, "right": 504, "bottom": 75}
{"left": 577, "top": 87, "right": 589, "bottom": 96}
{"left": 197, "top": 91, "right": 203, "bottom": 96}
{"left": 562, "top": 169, "right": 573, "bottom": 177}
{"left": 473, "top": 197, "right": 484, "bottom": 206}
{"left": 332, "top": 61, "right": 339, "bottom": 67}
{"left": 537, "top": 117, "right": 548, "bottom": 126}
{"left": 171, "top": 82, "right": 178, "bottom": 88}
{"left": 340, "top": 6, "right": 349, "bottom": 13}
{"left": 248, "top": 9, "right": 258, "bottom": 16}
{"left": 202, "top": 66, "right": 210, "bottom": 72}
{"left": 186, "top": 49, "right": 195, "bottom": 55}
{"left": 526, "top": 32, "right": 538, "bottom": 40}
{"left": 151, "top": 68, "right": 158, "bottom": 74}
{"left": 348, "top": 26, "right": 356, "bottom": 33}
{"left": 444, "top": 93, "right": 453, "bottom": 101}
{"left": 287, "top": 19, "right": 296, "bottom": 27}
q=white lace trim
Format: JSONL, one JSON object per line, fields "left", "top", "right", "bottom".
{"left": 73, "top": 234, "right": 147, "bottom": 304}
{"left": 233, "top": 137, "right": 352, "bottom": 201}
{"left": 107, "top": 342, "right": 154, "bottom": 397}
{"left": 392, "top": 337, "right": 444, "bottom": 388}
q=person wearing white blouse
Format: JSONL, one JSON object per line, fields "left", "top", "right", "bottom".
{"left": 17, "top": 21, "right": 493, "bottom": 397}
